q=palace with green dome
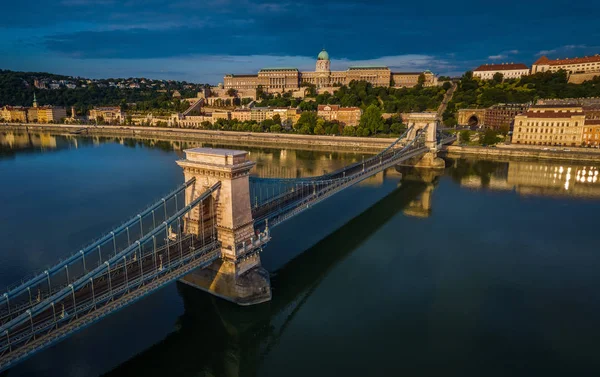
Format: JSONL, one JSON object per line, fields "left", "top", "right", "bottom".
{"left": 224, "top": 49, "right": 438, "bottom": 92}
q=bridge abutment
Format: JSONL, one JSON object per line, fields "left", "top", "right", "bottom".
{"left": 177, "top": 148, "right": 271, "bottom": 306}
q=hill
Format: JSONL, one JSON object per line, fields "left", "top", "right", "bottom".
{"left": 0, "top": 69, "right": 209, "bottom": 115}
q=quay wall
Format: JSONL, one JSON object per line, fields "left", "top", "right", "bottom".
{"left": 1, "top": 123, "right": 395, "bottom": 153}
{"left": 442, "top": 145, "right": 600, "bottom": 163}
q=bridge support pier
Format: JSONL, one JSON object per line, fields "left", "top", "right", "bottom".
{"left": 177, "top": 148, "right": 271, "bottom": 306}
{"left": 414, "top": 151, "right": 446, "bottom": 169}
{"left": 405, "top": 112, "right": 446, "bottom": 169}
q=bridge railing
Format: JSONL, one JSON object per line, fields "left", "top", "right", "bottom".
{"left": 0, "top": 178, "right": 197, "bottom": 328}
{"left": 249, "top": 127, "right": 415, "bottom": 208}
{"left": 251, "top": 127, "right": 429, "bottom": 227}
{"left": 0, "top": 182, "right": 222, "bottom": 372}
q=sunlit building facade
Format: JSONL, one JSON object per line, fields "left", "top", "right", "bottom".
{"left": 224, "top": 49, "right": 437, "bottom": 91}
{"left": 512, "top": 105, "right": 586, "bottom": 146}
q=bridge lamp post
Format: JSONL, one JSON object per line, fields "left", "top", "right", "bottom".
{"left": 123, "top": 256, "right": 129, "bottom": 293}
{"left": 4, "top": 330, "right": 10, "bottom": 352}
{"left": 64, "top": 265, "right": 70, "bottom": 284}
{"left": 90, "top": 278, "right": 96, "bottom": 309}
{"left": 152, "top": 236, "right": 157, "bottom": 274}
{"left": 51, "top": 302, "right": 57, "bottom": 327}
{"left": 163, "top": 222, "right": 171, "bottom": 270}
{"left": 126, "top": 227, "right": 131, "bottom": 247}
{"left": 27, "top": 287, "right": 32, "bottom": 306}
{"left": 104, "top": 262, "right": 113, "bottom": 297}
{"left": 3, "top": 293, "right": 9, "bottom": 316}
{"left": 177, "top": 218, "right": 183, "bottom": 264}
{"left": 69, "top": 284, "right": 76, "bottom": 318}
{"left": 45, "top": 270, "right": 51, "bottom": 293}
{"left": 152, "top": 210, "right": 156, "bottom": 229}
{"left": 162, "top": 198, "right": 167, "bottom": 221}
{"left": 26, "top": 310, "right": 34, "bottom": 340}
{"left": 136, "top": 241, "right": 144, "bottom": 284}
{"left": 111, "top": 231, "right": 117, "bottom": 256}
{"left": 138, "top": 214, "right": 143, "bottom": 237}
{"left": 80, "top": 250, "right": 86, "bottom": 273}
{"left": 97, "top": 245, "right": 102, "bottom": 264}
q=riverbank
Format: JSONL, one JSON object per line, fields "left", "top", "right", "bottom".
{"left": 1, "top": 123, "right": 396, "bottom": 153}
{"left": 442, "top": 145, "right": 600, "bottom": 163}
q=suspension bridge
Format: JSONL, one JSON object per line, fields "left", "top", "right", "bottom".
{"left": 0, "top": 114, "right": 455, "bottom": 372}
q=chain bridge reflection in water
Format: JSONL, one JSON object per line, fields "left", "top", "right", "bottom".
{"left": 100, "top": 174, "right": 433, "bottom": 377}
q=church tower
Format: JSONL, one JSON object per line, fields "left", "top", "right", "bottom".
{"left": 316, "top": 49, "right": 330, "bottom": 72}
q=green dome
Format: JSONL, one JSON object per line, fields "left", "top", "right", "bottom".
{"left": 317, "top": 49, "right": 329, "bottom": 60}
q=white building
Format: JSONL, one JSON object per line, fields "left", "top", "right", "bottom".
{"left": 473, "top": 63, "right": 530, "bottom": 80}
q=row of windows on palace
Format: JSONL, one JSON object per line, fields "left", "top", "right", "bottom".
{"left": 518, "top": 122, "right": 580, "bottom": 128}
{"left": 518, "top": 128, "right": 577, "bottom": 135}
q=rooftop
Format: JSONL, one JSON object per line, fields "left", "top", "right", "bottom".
{"left": 474, "top": 63, "right": 529, "bottom": 72}
{"left": 348, "top": 65, "right": 390, "bottom": 70}
{"left": 534, "top": 54, "right": 600, "bottom": 66}
{"left": 259, "top": 68, "right": 299, "bottom": 72}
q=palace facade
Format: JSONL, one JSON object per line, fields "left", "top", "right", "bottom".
{"left": 224, "top": 49, "right": 437, "bottom": 91}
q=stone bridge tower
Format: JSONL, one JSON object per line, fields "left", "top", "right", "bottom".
{"left": 403, "top": 112, "right": 446, "bottom": 169}
{"left": 177, "top": 147, "right": 271, "bottom": 305}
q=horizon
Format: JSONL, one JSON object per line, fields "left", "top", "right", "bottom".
{"left": 1, "top": 0, "right": 599, "bottom": 84}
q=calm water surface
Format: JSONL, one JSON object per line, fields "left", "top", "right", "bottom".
{"left": 1, "top": 131, "right": 600, "bottom": 377}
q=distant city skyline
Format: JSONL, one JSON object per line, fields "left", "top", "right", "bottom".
{"left": 1, "top": 0, "right": 599, "bottom": 83}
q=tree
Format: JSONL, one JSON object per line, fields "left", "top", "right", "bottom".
{"left": 270, "top": 124, "right": 282, "bottom": 133}
{"left": 295, "top": 112, "right": 318, "bottom": 134}
{"left": 342, "top": 126, "right": 356, "bottom": 136}
{"left": 272, "top": 114, "right": 282, "bottom": 125}
{"left": 442, "top": 81, "right": 452, "bottom": 91}
{"left": 444, "top": 116, "right": 457, "bottom": 127}
{"left": 492, "top": 72, "right": 504, "bottom": 84}
{"left": 359, "top": 104, "right": 384, "bottom": 134}
{"left": 314, "top": 118, "right": 326, "bottom": 135}
{"left": 460, "top": 130, "right": 470, "bottom": 144}
{"left": 417, "top": 73, "right": 426, "bottom": 86}
{"left": 480, "top": 129, "right": 499, "bottom": 145}
{"left": 226, "top": 88, "right": 237, "bottom": 97}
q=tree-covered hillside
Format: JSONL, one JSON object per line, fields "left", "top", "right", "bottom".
{"left": 254, "top": 80, "right": 449, "bottom": 113}
{"left": 443, "top": 70, "right": 600, "bottom": 126}
{"left": 0, "top": 69, "right": 208, "bottom": 115}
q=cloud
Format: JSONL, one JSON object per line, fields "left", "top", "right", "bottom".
{"left": 537, "top": 44, "right": 588, "bottom": 56}
{"left": 488, "top": 49, "right": 519, "bottom": 60}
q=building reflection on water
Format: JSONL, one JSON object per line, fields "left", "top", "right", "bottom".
{"left": 5, "top": 130, "right": 600, "bottom": 200}
{"left": 448, "top": 158, "right": 600, "bottom": 199}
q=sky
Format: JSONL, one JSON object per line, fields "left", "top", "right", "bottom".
{"left": 0, "top": 0, "right": 599, "bottom": 84}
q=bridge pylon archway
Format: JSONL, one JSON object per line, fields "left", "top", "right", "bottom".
{"left": 403, "top": 112, "right": 446, "bottom": 169}
{"left": 177, "top": 148, "right": 271, "bottom": 305}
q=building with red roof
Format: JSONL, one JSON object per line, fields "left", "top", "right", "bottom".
{"left": 473, "top": 63, "right": 530, "bottom": 80}
{"left": 531, "top": 54, "right": 600, "bottom": 74}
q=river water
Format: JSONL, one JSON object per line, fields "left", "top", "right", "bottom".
{"left": 1, "top": 131, "right": 600, "bottom": 377}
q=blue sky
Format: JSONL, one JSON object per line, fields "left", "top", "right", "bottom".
{"left": 1, "top": 0, "right": 599, "bottom": 84}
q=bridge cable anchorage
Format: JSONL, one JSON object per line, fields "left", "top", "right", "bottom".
{"left": 0, "top": 178, "right": 197, "bottom": 317}
{"left": 0, "top": 182, "right": 220, "bottom": 337}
